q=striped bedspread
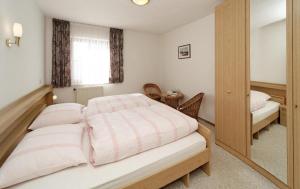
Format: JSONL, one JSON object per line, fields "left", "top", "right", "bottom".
{"left": 87, "top": 103, "right": 198, "bottom": 166}
{"left": 86, "top": 93, "right": 158, "bottom": 117}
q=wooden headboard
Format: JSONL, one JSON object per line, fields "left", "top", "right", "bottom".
{"left": 0, "top": 85, "right": 53, "bottom": 165}
{"left": 251, "top": 81, "right": 286, "bottom": 105}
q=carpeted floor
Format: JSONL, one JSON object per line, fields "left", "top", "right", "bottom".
{"left": 164, "top": 124, "right": 279, "bottom": 189}
{"left": 251, "top": 124, "right": 287, "bottom": 183}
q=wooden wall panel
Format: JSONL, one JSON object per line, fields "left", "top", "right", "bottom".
{"left": 0, "top": 86, "right": 53, "bottom": 166}
{"left": 215, "top": 0, "right": 247, "bottom": 156}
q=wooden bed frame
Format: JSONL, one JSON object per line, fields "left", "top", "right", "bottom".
{"left": 251, "top": 111, "right": 279, "bottom": 143}
{"left": 0, "top": 85, "right": 211, "bottom": 189}
{"left": 250, "top": 81, "right": 286, "bottom": 144}
{"left": 124, "top": 125, "right": 211, "bottom": 189}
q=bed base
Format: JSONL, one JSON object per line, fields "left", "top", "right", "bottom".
{"left": 123, "top": 124, "right": 211, "bottom": 189}
{"left": 251, "top": 111, "right": 279, "bottom": 144}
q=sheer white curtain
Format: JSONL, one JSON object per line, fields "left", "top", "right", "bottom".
{"left": 71, "top": 37, "right": 110, "bottom": 85}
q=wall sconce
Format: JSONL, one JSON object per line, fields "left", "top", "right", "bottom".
{"left": 6, "top": 23, "right": 23, "bottom": 47}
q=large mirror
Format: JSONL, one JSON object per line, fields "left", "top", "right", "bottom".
{"left": 249, "top": 0, "right": 287, "bottom": 184}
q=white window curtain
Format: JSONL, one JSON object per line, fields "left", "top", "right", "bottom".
{"left": 71, "top": 37, "right": 110, "bottom": 85}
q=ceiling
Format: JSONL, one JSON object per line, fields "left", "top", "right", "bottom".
{"left": 35, "top": 0, "right": 221, "bottom": 34}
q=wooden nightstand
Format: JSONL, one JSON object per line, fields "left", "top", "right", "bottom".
{"left": 280, "top": 105, "right": 287, "bottom": 126}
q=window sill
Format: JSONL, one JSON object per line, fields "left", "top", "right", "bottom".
{"left": 71, "top": 83, "right": 122, "bottom": 88}
{"left": 71, "top": 83, "right": 106, "bottom": 88}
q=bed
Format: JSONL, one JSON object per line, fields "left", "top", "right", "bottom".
{"left": 0, "top": 86, "right": 211, "bottom": 189}
{"left": 250, "top": 81, "right": 286, "bottom": 144}
{"left": 251, "top": 100, "right": 280, "bottom": 142}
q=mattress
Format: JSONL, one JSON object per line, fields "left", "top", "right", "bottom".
{"left": 10, "top": 130, "right": 206, "bottom": 189}
{"left": 252, "top": 101, "right": 280, "bottom": 125}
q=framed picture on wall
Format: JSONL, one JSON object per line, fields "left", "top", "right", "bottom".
{"left": 178, "top": 44, "right": 191, "bottom": 59}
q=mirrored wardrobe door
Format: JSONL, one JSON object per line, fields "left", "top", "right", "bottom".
{"left": 248, "top": 0, "right": 288, "bottom": 184}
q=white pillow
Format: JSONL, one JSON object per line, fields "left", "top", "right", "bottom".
{"left": 29, "top": 103, "right": 84, "bottom": 130}
{"left": 0, "top": 124, "right": 87, "bottom": 188}
{"left": 250, "top": 90, "right": 271, "bottom": 112}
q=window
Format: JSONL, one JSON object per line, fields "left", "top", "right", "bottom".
{"left": 71, "top": 37, "right": 110, "bottom": 85}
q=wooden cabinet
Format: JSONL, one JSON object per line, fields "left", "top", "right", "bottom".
{"left": 215, "top": 0, "right": 297, "bottom": 187}
{"left": 215, "top": 0, "right": 247, "bottom": 156}
{"left": 293, "top": 0, "right": 300, "bottom": 187}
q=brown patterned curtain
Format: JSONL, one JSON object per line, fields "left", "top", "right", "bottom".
{"left": 52, "top": 19, "right": 71, "bottom": 88}
{"left": 109, "top": 28, "right": 124, "bottom": 83}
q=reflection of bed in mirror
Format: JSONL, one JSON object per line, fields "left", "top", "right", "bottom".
{"left": 250, "top": 81, "right": 286, "bottom": 144}
{"left": 250, "top": 81, "right": 287, "bottom": 182}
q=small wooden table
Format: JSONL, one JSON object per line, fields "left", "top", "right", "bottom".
{"left": 162, "top": 92, "right": 184, "bottom": 108}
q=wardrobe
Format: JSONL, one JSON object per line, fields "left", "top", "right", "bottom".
{"left": 294, "top": 0, "right": 300, "bottom": 188}
{"left": 215, "top": 0, "right": 247, "bottom": 156}
{"left": 215, "top": 0, "right": 299, "bottom": 188}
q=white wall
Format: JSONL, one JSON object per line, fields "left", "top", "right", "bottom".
{"left": 161, "top": 14, "right": 215, "bottom": 123}
{"left": 45, "top": 18, "right": 163, "bottom": 102}
{"left": 251, "top": 20, "right": 286, "bottom": 84}
{"left": 45, "top": 15, "right": 215, "bottom": 123}
{"left": 104, "top": 30, "right": 163, "bottom": 95}
{"left": 0, "top": 0, "right": 44, "bottom": 109}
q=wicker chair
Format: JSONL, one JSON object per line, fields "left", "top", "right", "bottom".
{"left": 177, "top": 93, "right": 204, "bottom": 119}
{"left": 143, "top": 83, "right": 162, "bottom": 101}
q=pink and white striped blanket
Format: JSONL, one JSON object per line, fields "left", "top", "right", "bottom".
{"left": 87, "top": 103, "right": 198, "bottom": 166}
{"left": 86, "top": 93, "right": 158, "bottom": 117}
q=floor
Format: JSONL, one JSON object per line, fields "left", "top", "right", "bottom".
{"left": 251, "top": 124, "right": 287, "bottom": 183}
{"left": 164, "top": 123, "right": 279, "bottom": 189}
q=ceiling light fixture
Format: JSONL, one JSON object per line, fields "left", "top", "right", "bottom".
{"left": 131, "top": 0, "right": 150, "bottom": 6}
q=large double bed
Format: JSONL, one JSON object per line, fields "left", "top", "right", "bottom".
{"left": 0, "top": 86, "right": 211, "bottom": 189}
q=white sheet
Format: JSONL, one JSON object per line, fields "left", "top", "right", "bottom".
{"left": 252, "top": 101, "right": 280, "bottom": 125}
{"left": 10, "top": 130, "right": 206, "bottom": 189}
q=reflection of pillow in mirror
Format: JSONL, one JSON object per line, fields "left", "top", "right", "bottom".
{"left": 250, "top": 90, "right": 271, "bottom": 112}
